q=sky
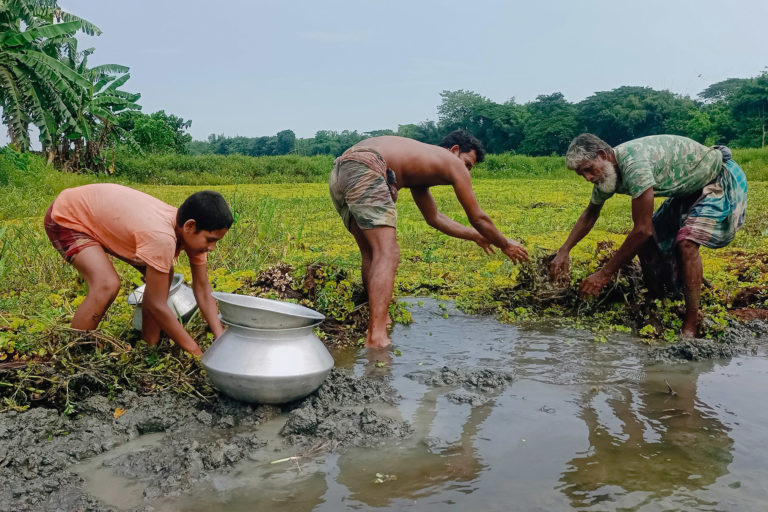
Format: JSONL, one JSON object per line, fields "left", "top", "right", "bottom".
{"left": 36, "top": 0, "right": 768, "bottom": 141}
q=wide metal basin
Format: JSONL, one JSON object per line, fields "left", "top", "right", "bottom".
{"left": 201, "top": 318, "right": 333, "bottom": 404}
{"left": 127, "top": 273, "right": 198, "bottom": 330}
{"left": 212, "top": 292, "right": 325, "bottom": 329}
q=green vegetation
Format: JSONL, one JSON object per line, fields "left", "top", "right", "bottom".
{"left": 1, "top": 149, "right": 768, "bottom": 412}
{"left": 189, "top": 78, "right": 768, "bottom": 158}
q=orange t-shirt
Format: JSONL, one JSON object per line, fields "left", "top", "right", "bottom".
{"left": 51, "top": 183, "right": 207, "bottom": 273}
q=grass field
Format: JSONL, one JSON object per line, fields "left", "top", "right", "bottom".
{"left": 1, "top": 150, "right": 767, "bottom": 410}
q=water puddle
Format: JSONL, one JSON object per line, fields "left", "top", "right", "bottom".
{"left": 80, "top": 298, "right": 768, "bottom": 511}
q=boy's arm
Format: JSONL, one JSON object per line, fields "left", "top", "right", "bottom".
{"left": 143, "top": 267, "right": 203, "bottom": 356}
{"left": 190, "top": 262, "right": 224, "bottom": 339}
{"left": 449, "top": 166, "right": 528, "bottom": 263}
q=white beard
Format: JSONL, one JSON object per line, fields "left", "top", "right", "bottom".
{"left": 595, "top": 160, "right": 618, "bottom": 194}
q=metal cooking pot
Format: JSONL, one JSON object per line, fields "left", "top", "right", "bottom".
{"left": 127, "top": 273, "right": 198, "bottom": 331}
{"left": 212, "top": 291, "right": 325, "bottom": 329}
{"left": 201, "top": 317, "right": 333, "bottom": 404}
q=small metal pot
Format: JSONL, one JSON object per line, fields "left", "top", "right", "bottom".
{"left": 201, "top": 318, "right": 333, "bottom": 404}
{"left": 127, "top": 273, "right": 198, "bottom": 331}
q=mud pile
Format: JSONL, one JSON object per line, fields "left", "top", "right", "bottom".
{"left": 0, "top": 368, "right": 405, "bottom": 512}
{"left": 651, "top": 319, "right": 768, "bottom": 362}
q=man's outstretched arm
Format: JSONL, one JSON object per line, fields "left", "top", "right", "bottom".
{"left": 550, "top": 201, "right": 604, "bottom": 280}
{"left": 449, "top": 170, "right": 528, "bottom": 262}
{"left": 579, "top": 188, "right": 655, "bottom": 297}
{"left": 411, "top": 187, "right": 495, "bottom": 254}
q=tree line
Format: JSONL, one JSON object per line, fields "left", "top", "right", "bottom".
{"left": 191, "top": 74, "right": 768, "bottom": 158}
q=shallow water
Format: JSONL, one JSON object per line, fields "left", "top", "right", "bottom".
{"left": 87, "top": 298, "right": 768, "bottom": 511}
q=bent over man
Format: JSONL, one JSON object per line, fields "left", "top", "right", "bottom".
{"left": 550, "top": 134, "right": 747, "bottom": 338}
{"left": 330, "top": 130, "right": 529, "bottom": 348}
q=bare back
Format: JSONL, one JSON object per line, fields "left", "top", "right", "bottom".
{"left": 350, "top": 136, "right": 468, "bottom": 189}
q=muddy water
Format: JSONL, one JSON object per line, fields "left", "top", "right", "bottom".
{"left": 88, "top": 297, "right": 764, "bottom": 512}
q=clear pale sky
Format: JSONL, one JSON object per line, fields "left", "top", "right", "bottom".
{"left": 48, "top": 0, "right": 768, "bottom": 141}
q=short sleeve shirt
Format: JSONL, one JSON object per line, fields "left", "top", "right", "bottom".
{"left": 590, "top": 135, "right": 723, "bottom": 205}
{"left": 51, "top": 183, "right": 207, "bottom": 273}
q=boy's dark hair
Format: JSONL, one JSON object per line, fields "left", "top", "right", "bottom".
{"left": 438, "top": 130, "right": 485, "bottom": 163}
{"left": 177, "top": 191, "right": 233, "bottom": 232}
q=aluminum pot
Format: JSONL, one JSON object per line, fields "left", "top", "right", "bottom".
{"left": 127, "top": 273, "right": 198, "bottom": 331}
{"left": 212, "top": 292, "right": 325, "bottom": 329}
{"left": 201, "top": 318, "right": 334, "bottom": 404}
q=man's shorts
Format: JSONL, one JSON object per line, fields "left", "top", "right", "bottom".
{"left": 44, "top": 202, "right": 100, "bottom": 262}
{"left": 329, "top": 149, "right": 397, "bottom": 230}
{"left": 653, "top": 158, "right": 748, "bottom": 253}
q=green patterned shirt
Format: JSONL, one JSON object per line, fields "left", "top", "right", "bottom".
{"left": 590, "top": 135, "right": 723, "bottom": 205}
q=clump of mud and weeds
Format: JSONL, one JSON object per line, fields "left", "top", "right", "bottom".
{"left": 0, "top": 368, "right": 412, "bottom": 512}
{"left": 492, "top": 243, "right": 768, "bottom": 355}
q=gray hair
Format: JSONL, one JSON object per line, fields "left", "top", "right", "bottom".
{"left": 565, "top": 133, "right": 612, "bottom": 170}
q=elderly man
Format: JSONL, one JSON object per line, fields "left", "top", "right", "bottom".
{"left": 550, "top": 134, "right": 747, "bottom": 338}
{"left": 330, "top": 130, "right": 529, "bottom": 348}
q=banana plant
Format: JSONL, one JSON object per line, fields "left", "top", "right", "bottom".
{"left": 0, "top": 0, "right": 97, "bottom": 150}
{"left": 52, "top": 39, "right": 141, "bottom": 172}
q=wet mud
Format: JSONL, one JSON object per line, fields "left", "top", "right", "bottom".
{"left": 651, "top": 318, "right": 768, "bottom": 362}
{"left": 0, "top": 369, "right": 408, "bottom": 512}
{"left": 1, "top": 299, "right": 767, "bottom": 511}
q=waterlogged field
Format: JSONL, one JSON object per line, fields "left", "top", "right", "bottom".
{"left": 1, "top": 153, "right": 768, "bottom": 411}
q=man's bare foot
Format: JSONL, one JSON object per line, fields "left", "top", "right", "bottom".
{"left": 681, "top": 326, "right": 697, "bottom": 339}
{"left": 365, "top": 334, "right": 392, "bottom": 348}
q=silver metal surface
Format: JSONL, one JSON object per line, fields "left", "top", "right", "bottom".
{"left": 201, "top": 319, "right": 333, "bottom": 404}
{"left": 128, "top": 273, "right": 199, "bottom": 330}
{"left": 212, "top": 292, "right": 325, "bottom": 329}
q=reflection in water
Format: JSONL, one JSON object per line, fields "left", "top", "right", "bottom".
{"left": 335, "top": 387, "right": 492, "bottom": 507}
{"left": 558, "top": 361, "right": 733, "bottom": 509}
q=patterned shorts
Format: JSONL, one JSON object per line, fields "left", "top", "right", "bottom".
{"left": 653, "top": 158, "right": 747, "bottom": 252}
{"left": 329, "top": 151, "right": 397, "bottom": 230}
{"left": 44, "top": 202, "right": 100, "bottom": 262}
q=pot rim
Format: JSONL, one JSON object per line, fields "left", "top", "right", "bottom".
{"left": 219, "top": 317, "right": 324, "bottom": 333}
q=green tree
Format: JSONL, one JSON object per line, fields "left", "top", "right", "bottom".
{"left": 0, "top": 0, "right": 96, "bottom": 149}
{"left": 437, "top": 90, "right": 525, "bottom": 153}
{"left": 117, "top": 110, "right": 192, "bottom": 154}
{"left": 577, "top": 86, "right": 698, "bottom": 146}
{"left": 396, "top": 121, "right": 440, "bottom": 144}
{"left": 519, "top": 93, "right": 577, "bottom": 155}
{"left": 275, "top": 129, "right": 295, "bottom": 154}
{"left": 729, "top": 72, "right": 768, "bottom": 147}
{"left": 698, "top": 78, "right": 750, "bottom": 103}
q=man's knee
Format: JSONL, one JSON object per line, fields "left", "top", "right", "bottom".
{"left": 390, "top": 243, "right": 400, "bottom": 263}
{"left": 677, "top": 239, "right": 700, "bottom": 258}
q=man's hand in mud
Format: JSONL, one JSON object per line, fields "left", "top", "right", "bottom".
{"left": 549, "top": 251, "right": 570, "bottom": 283}
{"left": 502, "top": 239, "right": 529, "bottom": 264}
{"left": 474, "top": 235, "right": 496, "bottom": 256}
{"left": 579, "top": 269, "right": 612, "bottom": 299}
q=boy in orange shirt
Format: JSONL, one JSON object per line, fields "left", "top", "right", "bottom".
{"left": 45, "top": 184, "right": 233, "bottom": 356}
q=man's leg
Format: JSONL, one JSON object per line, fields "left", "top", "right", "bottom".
{"left": 637, "top": 238, "right": 666, "bottom": 298}
{"left": 356, "top": 224, "right": 399, "bottom": 347}
{"left": 349, "top": 219, "right": 393, "bottom": 326}
{"left": 677, "top": 239, "right": 702, "bottom": 338}
{"left": 69, "top": 246, "right": 121, "bottom": 330}
{"left": 348, "top": 219, "right": 373, "bottom": 294}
